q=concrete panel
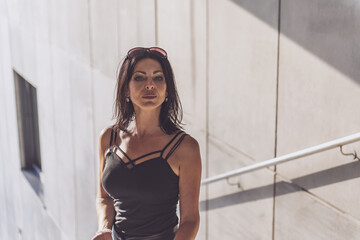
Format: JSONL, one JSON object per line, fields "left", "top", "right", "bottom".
{"left": 49, "top": 0, "right": 69, "bottom": 52}
{"left": 157, "top": 0, "right": 194, "bottom": 118}
{"left": 68, "top": 0, "right": 91, "bottom": 64}
{"left": 69, "top": 58, "right": 97, "bottom": 240}
{"left": 0, "top": 0, "right": 6, "bottom": 17}
{"left": 6, "top": 0, "right": 35, "bottom": 34}
{"left": 117, "top": 0, "right": 156, "bottom": 57}
{"left": 8, "top": 23, "right": 37, "bottom": 86}
{"left": 38, "top": 47, "right": 59, "bottom": 228}
{"left": 277, "top": 0, "right": 360, "bottom": 220}
{"left": 17, "top": 0, "right": 35, "bottom": 31}
{"left": 7, "top": 23, "right": 22, "bottom": 75}
{"left": 157, "top": 0, "right": 207, "bottom": 132}
{"left": 35, "top": 40, "right": 68, "bottom": 240}
{"left": 33, "top": 0, "right": 50, "bottom": 41}
{"left": 0, "top": 17, "right": 11, "bottom": 80}
{"left": 208, "top": 0, "right": 278, "bottom": 161}
{"left": 0, "top": 16, "right": 15, "bottom": 240}
{"left": 0, "top": 15, "right": 25, "bottom": 236}
{"left": 191, "top": 0, "right": 207, "bottom": 132}
{"left": 51, "top": 46, "right": 76, "bottom": 239}
{"left": 89, "top": 0, "right": 120, "bottom": 78}
{"left": 35, "top": 36, "right": 60, "bottom": 224}
{"left": 0, "top": 128, "right": 9, "bottom": 239}
{"left": 274, "top": 177, "right": 360, "bottom": 240}
{"left": 276, "top": 148, "right": 360, "bottom": 220}
{"left": 5, "top": 0, "right": 18, "bottom": 25}
{"left": 19, "top": 175, "right": 62, "bottom": 240}
{"left": 280, "top": 0, "right": 360, "bottom": 87}
{"left": 207, "top": 136, "right": 274, "bottom": 239}
{"left": 0, "top": 86, "right": 7, "bottom": 239}
{"left": 35, "top": 37, "right": 54, "bottom": 156}
{"left": 92, "top": 70, "right": 116, "bottom": 145}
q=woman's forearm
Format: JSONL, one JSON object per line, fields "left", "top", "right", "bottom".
{"left": 96, "top": 196, "right": 115, "bottom": 230}
{"left": 174, "top": 220, "right": 200, "bottom": 240}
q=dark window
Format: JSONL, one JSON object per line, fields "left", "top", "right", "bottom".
{"left": 14, "top": 71, "right": 44, "bottom": 202}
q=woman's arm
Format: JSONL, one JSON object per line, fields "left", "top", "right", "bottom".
{"left": 94, "top": 128, "right": 116, "bottom": 234}
{"left": 95, "top": 196, "right": 115, "bottom": 231}
{"left": 174, "top": 136, "right": 202, "bottom": 240}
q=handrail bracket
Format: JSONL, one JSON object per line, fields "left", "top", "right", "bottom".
{"left": 339, "top": 145, "right": 359, "bottom": 161}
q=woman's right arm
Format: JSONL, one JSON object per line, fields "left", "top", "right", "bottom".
{"left": 92, "top": 127, "right": 116, "bottom": 240}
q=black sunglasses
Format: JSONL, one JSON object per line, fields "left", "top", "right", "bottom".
{"left": 126, "top": 47, "right": 167, "bottom": 59}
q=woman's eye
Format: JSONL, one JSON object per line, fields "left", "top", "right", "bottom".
{"left": 134, "top": 76, "right": 144, "bottom": 81}
{"left": 154, "top": 76, "right": 163, "bottom": 81}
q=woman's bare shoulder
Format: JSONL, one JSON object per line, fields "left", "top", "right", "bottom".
{"left": 99, "top": 125, "right": 119, "bottom": 151}
{"left": 182, "top": 133, "right": 199, "bottom": 148}
{"left": 179, "top": 133, "right": 201, "bottom": 160}
{"left": 176, "top": 133, "right": 201, "bottom": 177}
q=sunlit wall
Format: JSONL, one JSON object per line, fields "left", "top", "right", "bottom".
{"left": 0, "top": 0, "right": 359, "bottom": 239}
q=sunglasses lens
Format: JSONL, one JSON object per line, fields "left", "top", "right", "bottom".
{"left": 127, "top": 47, "right": 145, "bottom": 56}
{"left": 149, "top": 47, "right": 167, "bottom": 57}
{"left": 127, "top": 47, "right": 167, "bottom": 59}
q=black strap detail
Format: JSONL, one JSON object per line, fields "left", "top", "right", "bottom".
{"left": 114, "top": 128, "right": 118, "bottom": 145}
{"left": 133, "top": 150, "right": 162, "bottom": 162}
{"left": 109, "top": 127, "right": 114, "bottom": 149}
{"left": 111, "top": 130, "right": 187, "bottom": 167}
{"left": 118, "top": 147, "right": 136, "bottom": 167}
{"left": 109, "top": 126, "right": 118, "bottom": 150}
{"left": 164, "top": 133, "right": 188, "bottom": 161}
{"left": 161, "top": 131, "right": 184, "bottom": 157}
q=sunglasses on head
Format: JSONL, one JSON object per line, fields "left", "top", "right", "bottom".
{"left": 126, "top": 47, "right": 167, "bottom": 59}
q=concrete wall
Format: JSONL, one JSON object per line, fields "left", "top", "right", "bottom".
{"left": 0, "top": 0, "right": 359, "bottom": 239}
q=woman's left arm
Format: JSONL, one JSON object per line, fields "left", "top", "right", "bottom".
{"left": 175, "top": 136, "right": 202, "bottom": 240}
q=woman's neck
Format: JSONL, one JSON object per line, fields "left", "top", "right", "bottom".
{"left": 129, "top": 107, "right": 163, "bottom": 138}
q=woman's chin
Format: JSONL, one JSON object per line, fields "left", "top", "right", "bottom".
{"left": 133, "top": 101, "right": 163, "bottom": 110}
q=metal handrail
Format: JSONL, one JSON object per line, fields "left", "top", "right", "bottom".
{"left": 201, "top": 132, "right": 360, "bottom": 185}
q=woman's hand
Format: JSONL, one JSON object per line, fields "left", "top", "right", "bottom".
{"left": 91, "top": 231, "right": 113, "bottom": 240}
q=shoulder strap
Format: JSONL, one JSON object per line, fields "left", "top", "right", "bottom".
{"left": 114, "top": 128, "right": 118, "bottom": 145}
{"left": 161, "top": 131, "right": 183, "bottom": 154}
{"left": 109, "top": 127, "right": 114, "bottom": 149}
{"left": 162, "top": 131, "right": 188, "bottom": 161}
{"left": 109, "top": 126, "right": 118, "bottom": 149}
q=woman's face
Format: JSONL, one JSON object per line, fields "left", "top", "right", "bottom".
{"left": 127, "top": 58, "right": 168, "bottom": 111}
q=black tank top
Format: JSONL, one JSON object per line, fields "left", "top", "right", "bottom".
{"left": 102, "top": 127, "right": 188, "bottom": 238}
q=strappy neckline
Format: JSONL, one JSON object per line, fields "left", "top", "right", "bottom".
{"left": 109, "top": 152, "right": 162, "bottom": 168}
{"left": 108, "top": 153, "right": 179, "bottom": 179}
{"left": 108, "top": 129, "right": 187, "bottom": 169}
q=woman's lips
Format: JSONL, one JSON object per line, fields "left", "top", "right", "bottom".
{"left": 143, "top": 95, "right": 156, "bottom": 99}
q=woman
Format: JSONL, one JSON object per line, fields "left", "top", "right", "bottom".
{"left": 91, "top": 47, "right": 202, "bottom": 240}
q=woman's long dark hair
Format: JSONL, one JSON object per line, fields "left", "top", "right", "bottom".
{"left": 112, "top": 50, "right": 183, "bottom": 134}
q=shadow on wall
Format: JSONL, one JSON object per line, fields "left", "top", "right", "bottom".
{"left": 230, "top": 0, "right": 360, "bottom": 85}
{"left": 200, "top": 161, "right": 360, "bottom": 211}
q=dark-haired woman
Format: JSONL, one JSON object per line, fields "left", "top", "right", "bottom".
{"left": 91, "top": 47, "right": 202, "bottom": 240}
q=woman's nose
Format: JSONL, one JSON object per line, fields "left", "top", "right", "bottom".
{"left": 145, "top": 79, "right": 155, "bottom": 89}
